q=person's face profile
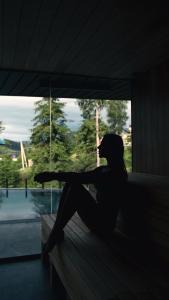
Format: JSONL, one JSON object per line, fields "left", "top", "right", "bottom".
{"left": 98, "top": 138, "right": 107, "bottom": 158}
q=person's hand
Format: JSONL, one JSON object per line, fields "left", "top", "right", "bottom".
{"left": 34, "top": 172, "right": 55, "bottom": 183}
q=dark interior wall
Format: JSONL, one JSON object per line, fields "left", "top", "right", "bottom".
{"left": 132, "top": 61, "right": 169, "bottom": 175}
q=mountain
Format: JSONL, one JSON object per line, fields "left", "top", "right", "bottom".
{"left": 0, "top": 139, "right": 25, "bottom": 155}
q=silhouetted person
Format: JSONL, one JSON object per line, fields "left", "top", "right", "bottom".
{"left": 34, "top": 133, "right": 128, "bottom": 256}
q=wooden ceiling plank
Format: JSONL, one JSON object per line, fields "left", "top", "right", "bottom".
{"left": 65, "top": 5, "right": 169, "bottom": 79}
{"left": 0, "top": 70, "right": 10, "bottom": 92}
{"left": 25, "top": 0, "right": 61, "bottom": 70}
{"left": 36, "top": 0, "right": 81, "bottom": 71}
{"left": 20, "top": 73, "right": 51, "bottom": 96}
{"left": 47, "top": 0, "right": 99, "bottom": 71}
{"left": 2, "top": 0, "right": 23, "bottom": 69}
{"left": 11, "top": 73, "right": 38, "bottom": 95}
{"left": 64, "top": 5, "right": 127, "bottom": 74}
{"left": 0, "top": 67, "right": 131, "bottom": 98}
{"left": 31, "top": 86, "right": 48, "bottom": 97}
{"left": 0, "top": 0, "right": 3, "bottom": 66}
{"left": 56, "top": 89, "right": 69, "bottom": 98}
{"left": 62, "top": 3, "right": 145, "bottom": 74}
{"left": 0, "top": 72, "right": 23, "bottom": 95}
{"left": 40, "top": 79, "right": 126, "bottom": 92}
{"left": 13, "top": 0, "right": 43, "bottom": 69}
{"left": 112, "top": 28, "right": 169, "bottom": 78}
{"left": 53, "top": 0, "right": 110, "bottom": 73}
{"left": 34, "top": 0, "right": 79, "bottom": 71}
{"left": 96, "top": 14, "right": 169, "bottom": 78}
{"left": 0, "top": 2, "right": 168, "bottom": 97}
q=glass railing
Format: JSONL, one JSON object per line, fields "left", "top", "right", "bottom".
{"left": 0, "top": 187, "right": 62, "bottom": 222}
{"left": 0, "top": 186, "right": 62, "bottom": 259}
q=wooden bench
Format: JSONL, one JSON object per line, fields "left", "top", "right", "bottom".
{"left": 126, "top": 173, "right": 169, "bottom": 261}
{"left": 41, "top": 172, "right": 169, "bottom": 300}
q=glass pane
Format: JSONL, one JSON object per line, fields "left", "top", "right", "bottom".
{"left": 0, "top": 96, "right": 131, "bottom": 259}
{"left": 0, "top": 188, "right": 61, "bottom": 221}
{"left": 0, "top": 96, "right": 60, "bottom": 259}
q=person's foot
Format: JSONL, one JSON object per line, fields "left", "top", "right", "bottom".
{"left": 42, "top": 229, "right": 64, "bottom": 259}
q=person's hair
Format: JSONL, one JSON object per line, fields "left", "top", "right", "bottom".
{"left": 102, "top": 133, "right": 124, "bottom": 156}
{"left": 102, "top": 133, "right": 127, "bottom": 175}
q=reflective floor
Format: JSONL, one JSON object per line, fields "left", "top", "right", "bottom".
{"left": 0, "top": 259, "right": 67, "bottom": 300}
{"left": 0, "top": 220, "right": 41, "bottom": 258}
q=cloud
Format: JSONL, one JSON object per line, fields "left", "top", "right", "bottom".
{"left": 0, "top": 97, "right": 82, "bottom": 141}
{"left": 0, "top": 97, "right": 131, "bottom": 141}
{"left": 0, "top": 96, "right": 42, "bottom": 108}
{"left": 0, "top": 97, "right": 38, "bottom": 141}
{"left": 60, "top": 98, "right": 78, "bottom": 106}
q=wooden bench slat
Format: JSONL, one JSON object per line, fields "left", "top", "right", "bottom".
{"left": 66, "top": 221, "right": 129, "bottom": 295}
{"left": 42, "top": 214, "right": 161, "bottom": 299}
{"left": 51, "top": 244, "right": 98, "bottom": 299}
{"left": 46, "top": 217, "right": 118, "bottom": 299}
{"left": 72, "top": 216, "right": 169, "bottom": 288}
{"left": 41, "top": 172, "right": 169, "bottom": 299}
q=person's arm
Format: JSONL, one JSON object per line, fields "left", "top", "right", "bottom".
{"left": 34, "top": 169, "right": 101, "bottom": 184}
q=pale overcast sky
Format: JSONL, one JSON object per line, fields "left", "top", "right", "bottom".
{"left": 0, "top": 96, "right": 131, "bottom": 142}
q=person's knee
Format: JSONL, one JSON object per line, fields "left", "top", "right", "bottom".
{"left": 64, "top": 183, "right": 82, "bottom": 198}
{"left": 69, "top": 183, "right": 84, "bottom": 193}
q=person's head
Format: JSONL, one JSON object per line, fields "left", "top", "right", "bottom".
{"left": 98, "top": 133, "right": 124, "bottom": 161}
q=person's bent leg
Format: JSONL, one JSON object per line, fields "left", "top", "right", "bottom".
{"left": 76, "top": 187, "right": 100, "bottom": 231}
{"left": 41, "top": 183, "right": 71, "bottom": 262}
{"left": 55, "top": 182, "right": 71, "bottom": 222}
{"left": 76, "top": 188, "right": 118, "bottom": 238}
{"left": 52, "top": 183, "right": 92, "bottom": 229}
{"left": 43, "top": 183, "right": 92, "bottom": 254}
{"left": 44, "top": 183, "right": 71, "bottom": 243}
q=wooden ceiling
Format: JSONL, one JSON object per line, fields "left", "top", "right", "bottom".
{"left": 0, "top": 0, "right": 169, "bottom": 99}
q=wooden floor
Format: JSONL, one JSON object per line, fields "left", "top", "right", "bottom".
{"left": 41, "top": 213, "right": 169, "bottom": 300}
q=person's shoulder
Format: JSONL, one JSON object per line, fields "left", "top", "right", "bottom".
{"left": 95, "top": 166, "right": 111, "bottom": 174}
{"left": 95, "top": 166, "right": 107, "bottom": 170}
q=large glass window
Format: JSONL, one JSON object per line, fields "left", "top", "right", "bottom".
{"left": 0, "top": 96, "right": 131, "bottom": 259}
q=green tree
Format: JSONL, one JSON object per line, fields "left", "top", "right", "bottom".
{"left": 73, "top": 119, "right": 108, "bottom": 171}
{"left": 30, "top": 97, "right": 72, "bottom": 186}
{"left": 124, "top": 146, "right": 132, "bottom": 172}
{"left": 107, "top": 100, "right": 128, "bottom": 134}
{"left": 77, "top": 99, "right": 108, "bottom": 166}
{"left": 0, "top": 155, "right": 20, "bottom": 187}
{"left": 76, "top": 99, "right": 131, "bottom": 171}
{"left": 106, "top": 101, "right": 131, "bottom": 170}
{"left": 77, "top": 99, "right": 106, "bottom": 119}
{"left": 75, "top": 99, "right": 108, "bottom": 170}
{"left": 123, "top": 127, "right": 132, "bottom": 172}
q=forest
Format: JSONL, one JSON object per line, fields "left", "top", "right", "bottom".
{"left": 0, "top": 99, "right": 131, "bottom": 188}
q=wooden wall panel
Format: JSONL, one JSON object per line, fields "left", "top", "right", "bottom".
{"left": 132, "top": 61, "right": 169, "bottom": 175}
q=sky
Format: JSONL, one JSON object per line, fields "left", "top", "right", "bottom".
{"left": 0, "top": 96, "right": 131, "bottom": 142}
